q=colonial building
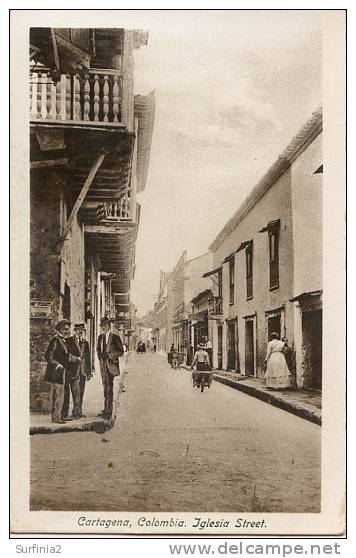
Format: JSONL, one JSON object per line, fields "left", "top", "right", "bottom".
{"left": 153, "top": 252, "right": 212, "bottom": 358}
{"left": 206, "top": 109, "right": 322, "bottom": 388}
{"left": 29, "top": 28, "right": 155, "bottom": 411}
{"left": 155, "top": 270, "right": 173, "bottom": 353}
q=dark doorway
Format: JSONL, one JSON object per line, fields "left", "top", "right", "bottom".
{"left": 62, "top": 283, "right": 71, "bottom": 321}
{"left": 217, "top": 324, "right": 223, "bottom": 370}
{"left": 302, "top": 309, "right": 322, "bottom": 389}
{"left": 245, "top": 320, "right": 255, "bottom": 376}
{"left": 227, "top": 320, "right": 237, "bottom": 370}
{"left": 268, "top": 314, "right": 281, "bottom": 340}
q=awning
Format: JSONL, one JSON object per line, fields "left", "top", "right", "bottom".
{"left": 188, "top": 311, "right": 208, "bottom": 322}
{"left": 223, "top": 252, "right": 235, "bottom": 264}
{"left": 289, "top": 290, "right": 322, "bottom": 303}
{"left": 202, "top": 266, "right": 222, "bottom": 278}
{"left": 236, "top": 240, "right": 252, "bottom": 253}
{"left": 191, "top": 289, "right": 212, "bottom": 305}
{"left": 259, "top": 219, "right": 280, "bottom": 233}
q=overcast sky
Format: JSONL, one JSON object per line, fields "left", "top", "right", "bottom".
{"left": 125, "top": 10, "right": 322, "bottom": 315}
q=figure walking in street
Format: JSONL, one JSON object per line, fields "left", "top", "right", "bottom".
{"left": 66, "top": 323, "right": 92, "bottom": 418}
{"left": 191, "top": 343, "right": 211, "bottom": 387}
{"left": 44, "top": 319, "right": 72, "bottom": 424}
{"left": 97, "top": 317, "right": 124, "bottom": 420}
{"left": 168, "top": 343, "right": 175, "bottom": 367}
{"left": 264, "top": 332, "right": 292, "bottom": 389}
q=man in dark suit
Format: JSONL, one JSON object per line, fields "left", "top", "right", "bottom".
{"left": 44, "top": 319, "right": 72, "bottom": 423}
{"left": 97, "top": 317, "right": 124, "bottom": 420}
{"left": 66, "top": 323, "right": 92, "bottom": 419}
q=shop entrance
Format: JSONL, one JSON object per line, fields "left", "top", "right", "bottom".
{"left": 302, "top": 309, "right": 322, "bottom": 389}
{"left": 245, "top": 320, "right": 255, "bottom": 376}
{"left": 227, "top": 319, "right": 239, "bottom": 371}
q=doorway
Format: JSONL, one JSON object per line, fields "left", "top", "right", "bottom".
{"left": 302, "top": 309, "right": 322, "bottom": 389}
{"left": 217, "top": 324, "right": 223, "bottom": 370}
{"left": 268, "top": 314, "right": 281, "bottom": 340}
{"left": 245, "top": 320, "right": 255, "bottom": 376}
{"left": 227, "top": 320, "right": 237, "bottom": 370}
{"left": 62, "top": 282, "right": 71, "bottom": 321}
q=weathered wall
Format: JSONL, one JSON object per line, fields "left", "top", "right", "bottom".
{"left": 30, "top": 170, "right": 62, "bottom": 412}
{"left": 30, "top": 169, "right": 86, "bottom": 412}
{"left": 211, "top": 170, "right": 294, "bottom": 375}
{"left": 290, "top": 133, "right": 322, "bottom": 386}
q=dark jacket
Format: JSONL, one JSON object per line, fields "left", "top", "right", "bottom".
{"left": 66, "top": 336, "right": 92, "bottom": 379}
{"left": 97, "top": 332, "right": 124, "bottom": 377}
{"left": 44, "top": 334, "right": 69, "bottom": 384}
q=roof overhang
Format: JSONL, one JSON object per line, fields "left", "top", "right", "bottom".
{"left": 134, "top": 91, "right": 155, "bottom": 193}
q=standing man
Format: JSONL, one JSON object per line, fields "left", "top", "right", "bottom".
{"left": 66, "top": 323, "right": 92, "bottom": 418}
{"left": 97, "top": 317, "right": 124, "bottom": 420}
{"left": 44, "top": 319, "right": 71, "bottom": 424}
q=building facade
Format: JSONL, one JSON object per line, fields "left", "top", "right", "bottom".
{"left": 207, "top": 109, "right": 322, "bottom": 388}
{"left": 29, "top": 27, "right": 155, "bottom": 411}
{"left": 154, "top": 251, "right": 212, "bottom": 359}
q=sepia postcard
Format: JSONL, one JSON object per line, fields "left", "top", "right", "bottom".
{"left": 10, "top": 9, "right": 346, "bottom": 536}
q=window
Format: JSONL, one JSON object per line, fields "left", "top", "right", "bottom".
{"left": 229, "top": 257, "right": 235, "bottom": 305}
{"left": 269, "top": 227, "right": 279, "bottom": 289}
{"left": 246, "top": 242, "right": 253, "bottom": 299}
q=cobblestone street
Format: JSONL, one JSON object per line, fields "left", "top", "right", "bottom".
{"left": 30, "top": 352, "right": 321, "bottom": 512}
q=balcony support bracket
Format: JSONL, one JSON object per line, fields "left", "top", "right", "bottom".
{"left": 60, "top": 152, "right": 106, "bottom": 243}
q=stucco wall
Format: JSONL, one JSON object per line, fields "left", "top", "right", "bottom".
{"left": 290, "top": 133, "right": 322, "bottom": 297}
{"left": 184, "top": 252, "right": 212, "bottom": 309}
{"left": 211, "top": 169, "right": 294, "bottom": 375}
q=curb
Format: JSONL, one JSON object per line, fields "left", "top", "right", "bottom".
{"left": 181, "top": 365, "right": 321, "bottom": 425}
{"left": 213, "top": 374, "right": 322, "bottom": 426}
{"left": 30, "top": 418, "right": 115, "bottom": 436}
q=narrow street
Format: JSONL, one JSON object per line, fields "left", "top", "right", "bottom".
{"left": 31, "top": 352, "right": 321, "bottom": 513}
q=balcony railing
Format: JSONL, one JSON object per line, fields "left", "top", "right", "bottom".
{"left": 208, "top": 296, "right": 223, "bottom": 316}
{"left": 30, "top": 68, "right": 124, "bottom": 125}
{"left": 104, "top": 195, "right": 131, "bottom": 221}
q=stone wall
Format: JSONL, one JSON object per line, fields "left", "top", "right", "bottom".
{"left": 30, "top": 169, "right": 86, "bottom": 412}
{"left": 30, "top": 170, "right": 62, "bottom": 412}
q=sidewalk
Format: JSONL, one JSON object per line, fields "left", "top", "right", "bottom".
{"left": 182, "top": 365, "right": 321, "bottom": 425}
{"left": 30, "top": 368, "right": 126, "bottom": 435}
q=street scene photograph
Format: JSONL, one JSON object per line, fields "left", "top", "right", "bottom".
{"left": 10, "top": 9, "right": 346, "bottom": 536}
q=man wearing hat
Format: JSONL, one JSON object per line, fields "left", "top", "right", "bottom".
{"left": 66, "top": 323, "right": 92, "bottom": 419}
{"left": 44, "top": 319, "right": 72, "bottom": 423}
{"left": 97, "top": 317, "right": 124, "bottom": 420}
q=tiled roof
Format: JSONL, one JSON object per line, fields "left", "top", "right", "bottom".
{"left": 209, "top": 108, "right": 323, "bottom": 252}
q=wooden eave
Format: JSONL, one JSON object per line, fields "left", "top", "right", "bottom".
{"left": 30, "top": 123, "right": 135, "bottom": 201}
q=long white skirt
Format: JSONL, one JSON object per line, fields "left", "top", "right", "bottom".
{"left": 265, "top": 351, "right": 291, "bottom": 389}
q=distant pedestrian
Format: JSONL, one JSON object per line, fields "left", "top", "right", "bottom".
{"left": 168, "top": 343, "right": 175, "bottom": 367}
{"left": 264, "top": 333, "right": 292, "bottom": 389}
{"left": 191, "top": 344, "right": 211, "bottom": 386}
{"left": 44, "top": 319, "right": 72, "bottom": 424}
{"left": 97, "top": 317, "right": 124, "bottom": 420}
{"left": 66, "top": 323, "right": 92, "bottom": 418}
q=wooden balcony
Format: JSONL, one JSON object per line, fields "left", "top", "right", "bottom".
{"left": 30, "top": 68, "right": 129, "bottom": 127}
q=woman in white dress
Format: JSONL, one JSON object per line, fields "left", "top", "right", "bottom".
{"left": 264, "top": 333, "right": 291, "bottom": 389}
